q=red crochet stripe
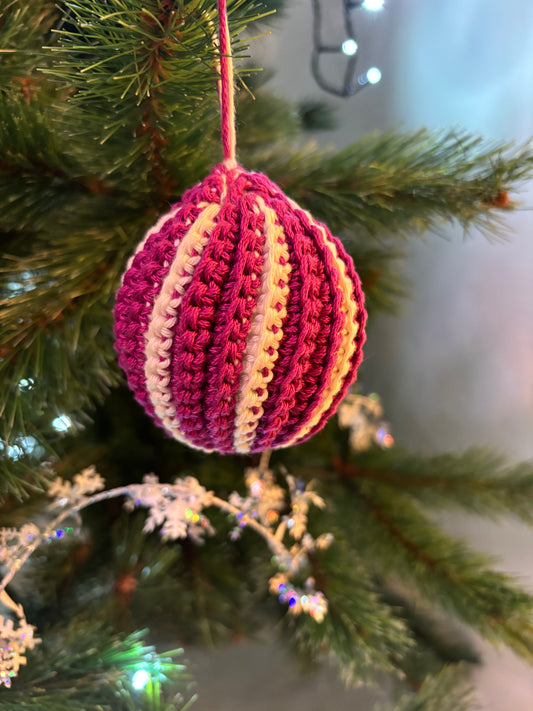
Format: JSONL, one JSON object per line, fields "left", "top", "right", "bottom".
{"left": 114, "top": 202, "right": 196, "bottom": 419}
{"left": 203, "top": 192, "right": 266, "bottom": 452}
{"left": 113, "top": 169, "right": 226, "bottom": 426}
{"left": 291, "top": 233, "right": 367, "bottom": 445}
{"left": 169, "top": 196, "right": 240, "bottom": 450}
{"left": 253, "top": 197, "right": 327, "bottom": 449}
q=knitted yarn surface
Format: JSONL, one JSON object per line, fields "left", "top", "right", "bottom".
{"left": 114, "top": 163, "right": 366, "bottom": 454}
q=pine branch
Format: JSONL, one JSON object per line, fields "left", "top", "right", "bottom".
{"left": 377, "top": 584, "right": 480, "bottom": 687}
{"left": 335, "top": 479, "right": 533, "bottom": 662}
{"left": 0, "top": 0, "right": 57, "bottom": 85}
{"left": 388, "top": 666, "right": 475, "bottom": 711}
{"left": 0, "top": 225, "right": 135, "bottom": 495}
{"left": 40, "top": 0, "right": 273, "bottom": 136}
{"left": 284, "top": 534, "right": 414, "bottom": 686}
{"left": 341, "top": 243, "right": 408, "bottom": 314}
{"left": 333, "top": 448, "right": 533, "bottom": 524}
{"left": 0, "top": 621, "right": 196, "bottom": 710}
{"left": 250, "top": 130, "right": 533, "bottom": 240}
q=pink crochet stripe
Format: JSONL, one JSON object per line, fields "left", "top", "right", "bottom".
{"left": 291, "top": 234, "right": 367, "bottom": 445}
{"left": 144, "top": 202, "right": 221, "bottom": 445}
{"left": 274, "top": 208, "right": 352, "bottom": 444}
{"left": 261, "top": 193, "right": 343, "bottom": 447}
{"left": 232, "top": 197, "right": 291, "bottom": 453}
{"left": 202, "top": 192, "right": 265, "bottom": 452}
{"left": 114, "top": 203, "right": 194, "bottom": 418}
{"left": 169, "top": 194, "right": 242, "bottom": 450}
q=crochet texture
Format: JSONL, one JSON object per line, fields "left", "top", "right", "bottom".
{"left": 114, "top": 163, "right": 366, "bottom": 454}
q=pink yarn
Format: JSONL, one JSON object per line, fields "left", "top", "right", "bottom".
{"left": 114, "top": 164, "right": 366, "bottom": 454}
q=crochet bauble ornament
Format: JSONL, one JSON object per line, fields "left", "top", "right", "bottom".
{"left": 113, "top": 0, "right": 367, "bottom": 455}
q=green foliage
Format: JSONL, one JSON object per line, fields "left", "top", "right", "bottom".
{"left": 0, "top": 0, "right": 57, "bottom": 84}
{"left": 251, "top": 130, "right": 533, "bottom": 240}
{"left": 0, "top": 622, "right": 196, "bottom": 710}
{"left": 343, "top": 481, "right": 533, "bottom": 659}
{"left": 387, "top": 666, "right": 474, "bottom": 711}
{"left": 337, "top": 447, "right": 533, "bottom": 523}
{"left": 283, "top": 536, "right": 414, "bottom": 686}
{"left": 297, "top": 98, "right": 337, "bottom": 131}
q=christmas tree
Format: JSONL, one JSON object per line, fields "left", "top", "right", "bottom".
{"left": 1, "top": 1, "right": 533, "bottom": 708}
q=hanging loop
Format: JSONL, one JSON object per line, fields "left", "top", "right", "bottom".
{"left": 217, "top": 0, "right": 237, "bottom": 167}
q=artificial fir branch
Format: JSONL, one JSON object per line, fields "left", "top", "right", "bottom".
{"left": 340, "top": 480, "right": 533, "bottom": 661}
{"left": 334, "top": 448, "right": 533, "bottom": 523}
{"left": 251, "top": 129, "right": 533, "bottom": 239}
{"left": 389, "top": 666, "right": 474, "bottom": 711}
{"left": 284, "top": 536, "right": 415, "bottom": 685}
{"left": 1, "top": 1, "right": 533, "bottom": 707}
{"left": 0, "top": 1, "right": 57, "bottom": 85}
{"left": 0, "top": 621, "right": 196, "bottom": 710}
{"left": 40, "top": 0, "right": 273, "bottom": 137}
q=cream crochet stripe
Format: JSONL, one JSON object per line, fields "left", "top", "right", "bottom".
{"left": 233, "top": 197, "right": 291, "bottom": 453}
{"left": 144, "top": 202, "right": 221, "bottom": 447}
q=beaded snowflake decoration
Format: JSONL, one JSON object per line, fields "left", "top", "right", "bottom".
{"left": 0, "top": 459, "right": 332, "bottom": 687}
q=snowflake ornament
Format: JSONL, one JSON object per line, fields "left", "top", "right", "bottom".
{"left": 0, "top": 611, "right": 40, "bottom": 688}
{"left": 338, "top": 392, "right": 394, "bottom": 451}
{"left": 0, "top": 456, "right": 334, "bottom": 689}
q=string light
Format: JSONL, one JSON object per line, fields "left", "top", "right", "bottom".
{"left": 132, "top": 669, "right": 151, "bottom": 690}
{"left": 366, "top": 66, "right": 382, "bottom": 84}
{"left": 341, "top": 38, "right": 358, "bottom": 56}
{"left": 0, "top": 436, "right": 38, "bottom": 461}
{"left": 311, "top": 0, "right": 383, "bottom": 97}
{"left": 362, "top": 0, "right": 384, "bottom": 10}
{"left": 51, "top": 414, "right": 73, "bottom": 432}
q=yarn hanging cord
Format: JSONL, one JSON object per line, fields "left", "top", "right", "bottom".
{"left": 217, "top": 0, "right": 237, "bottom": 168}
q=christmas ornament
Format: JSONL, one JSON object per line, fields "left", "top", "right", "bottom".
{"left": 114, "top": 0, "right": 366, "bottom": 454}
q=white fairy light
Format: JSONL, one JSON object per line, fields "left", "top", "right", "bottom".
{"left": 51, "top": 414, "right": 73, "bottom": 432}
{"left": 366, "top": 66, "right": 382, "bottom": 84}
{"left": 132, "top": 669, "right": 151, "bottom": 690}
{"left": 341, "top": 38, "right": 358, "bottom": 56}
{"left": 362, "top": 0, "right": 384, "bottom": 10}
{"left": 0, "top": 436, "right": 39, "bottom": 461}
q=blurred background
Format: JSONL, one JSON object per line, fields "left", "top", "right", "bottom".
{"left": 189, "top": 1, "right": 533, "bottom": 708}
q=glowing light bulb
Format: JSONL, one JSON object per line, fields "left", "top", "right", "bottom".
{"left": 362, "top": 0, "right": 384, "bottom": 9}
{"left": 366, "top": 67, "right": 382, "bottom": 84}
{"left": 132, "top": 669, "right": 150, "bottom": 690}
{"left": 341, "top": 39, "right": 358, "bottom": 56}
{"left": 52, "top": 414, "right": 73, "bottom": 432}
{"left": 18, "top": 378, "right": 35, "bottom": 391}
